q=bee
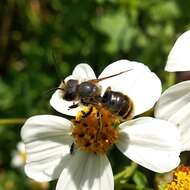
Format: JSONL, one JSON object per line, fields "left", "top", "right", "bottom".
{"left": 56, "top": 69, "right": 134, "bottom": 121}
{"left": 60, "top": 79, "right": 101, "bottom": 107}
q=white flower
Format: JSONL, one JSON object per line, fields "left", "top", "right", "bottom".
{"left": 155, "top": 31, "right": 190, "bottom": 152}
{"left": 11, "top": 141, "right": 26, "bottom": 168}
{"left": 155, "top": 80, "right": 190, "bottom": 152}
{"left": 165, "top": 30, "right": 190, "bottom": 72}
{"left": 50, "top": 60, "right": 162, "bottom": 117}
{"left": 11, "top": 142, "right": 49, "bottom": 189}
{"left": 21, "top": 60, "right": 181, "bottom": 190}
{"left": 21, "top": 115, "right": 180, "bottom": 190}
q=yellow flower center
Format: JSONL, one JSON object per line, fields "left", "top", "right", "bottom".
{"left": 71, "top": 106, "right": 120, "bottom": 154}
{"left": 164, "top": 165, "right": 190, "bottom": 190}
{"left": 20, "top": 151, "right": 27, "bottom": 163}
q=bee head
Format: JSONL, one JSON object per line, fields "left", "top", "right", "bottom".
{"left": 63, "top": 79, "right": 79, "bottom": 101}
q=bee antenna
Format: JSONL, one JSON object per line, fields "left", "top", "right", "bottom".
{"left": 92, "top": 69, "right": 133, "bottom": 82}
{"left": 49, "top": 49, "right": 64, "bottom": 82}
{"left": 42, "top": 87, "right": 64, "bottom": 97}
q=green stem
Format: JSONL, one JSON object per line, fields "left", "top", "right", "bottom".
{"left": 166, "top": 72, "right": 176, "bottom": 88}
{"left": 114, "top": 162, "right": 137, "bottom": 181}
{"left": 0, "top": 118, "right": 26, "bottom": 125}
{"left": 114, "top": 163, "right": 154, "bottom": 190}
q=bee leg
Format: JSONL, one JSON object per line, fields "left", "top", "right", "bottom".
{"left": 97, "top": 112, "right": 103, "bottom": 129}
{"left": 80, "top": 98, "right": 90, "bottom": 106}
{"left": 96, "top": 112, "right": 103, "bottom": 140}
{"left": 70, "top": 143, "right": 75, "bottom": 155}
{"left": 81, "top": 106, "right": 93, "bottom": 118}
{"left": 105, "top": 86, "right": 112, "bottom": 92}
{"left": 68, "top": 102, "right": 79, "bottom": 109}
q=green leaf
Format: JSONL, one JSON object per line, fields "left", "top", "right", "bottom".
{"left": 133, "top": 171, "right": 148, "bottom": 189}
{"left": 93, "top": 9, "right": 128, "bottom": 53}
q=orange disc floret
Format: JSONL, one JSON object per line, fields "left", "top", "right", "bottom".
{"left": 72, "top": 106, "right": 120, "bottom": 154}
{"left": 164, "top": 165, "right": 190, "bottom": 190}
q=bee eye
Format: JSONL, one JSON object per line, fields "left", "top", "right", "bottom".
{"left": 67, "top": 79, "right": 78, "bottom": 87}
{"left": 64, "top": 79, "right": 79, "bottom": 101}
{"left": 64, "top": 88, "right": 77, "bottom": 101}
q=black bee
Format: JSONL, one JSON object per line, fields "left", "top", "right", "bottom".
{"left": 61, "top": 79, "right": 101, "bottom": 107}
{"left": 57, "top": 69, "right": 133, "bottom": 120}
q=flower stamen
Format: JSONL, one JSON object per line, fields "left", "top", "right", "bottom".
{"left": 164, "top": 165, "right": 190, "bottom": 190}
{"left": 72, "top": 106, "right": 120, "bottom": 154}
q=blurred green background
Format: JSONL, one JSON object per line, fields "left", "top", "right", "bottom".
{"left": 0, "top": 0, "right": 190, "bottom": 189}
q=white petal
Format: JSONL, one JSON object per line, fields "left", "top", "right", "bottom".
{"left": 11, "top": 153, "right": 25, "bottom": 168}
{"left": 50, "top": 89, "right": 84, "bottom": 116}
{"left": 17, "top": 142, "right": 25, "bottom": 152}
{"left": 166, "top": 30, "right": 190, "bottom": 72}
{"left": 98, "top": 60, "right": 161, "bottom": 116}
{"left": 21, "top": 115, "right": 73, "bottom": 181}
{"left": 21, "top": 115, "right": 72, "bottom": 141}
{"left": 155, "top": 81, "right": 190, "bottom": 151}
{"left": 64, "top": 64, "right": 96, "bottom": 82}
{"left": 116, "top": 117, "right": 180, "bottom": 173}
{"left": 71, "top": 64, "right": 96, "bottom": 82}
{"left": 63, "top": 64, "right": 97, "bottom": 83}
{"left": 56, "top": 151, "right": 114, "bottom": 190}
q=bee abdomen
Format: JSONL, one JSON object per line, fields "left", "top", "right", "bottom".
{"left": 102, "top": 89, "right": 134, "bottom": 120}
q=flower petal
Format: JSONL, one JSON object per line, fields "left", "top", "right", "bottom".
{"left": 50, "top": 89, "right": 84, "bottom": 116}
{"left": 71, "top": 64, "right": 96, "bottom": 82}
{"left": 21, "top": 115, "right": 73, "bottom": 181}
{"left": 56, "top": 151, "right": 114, "bottom": 190}
{"left": 17, "top": 141, "right": 25, "bottom": 152}
{"left": 11, "top": 153, "right": 25, "bottom": 168}
{"left": 64, "top": 63, "right": 97, "bottom": 83}
{"left": 50, "top": 64, "right": 96, "bottom": 115}
{"left": 155, "top": 81, "right": 190, "bottom": 151}
{"left": 166, "top": 30, "right": 190, "bottom": 72}
{"left": 98, "top": 60, "right": 161, "bottom": 116}
{"left": 116, "top": 117, "right": 180, "bottom": 173}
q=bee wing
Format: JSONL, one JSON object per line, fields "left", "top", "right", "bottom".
{"left": 98, "top": 60, "right": 161, "bottom": 116}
